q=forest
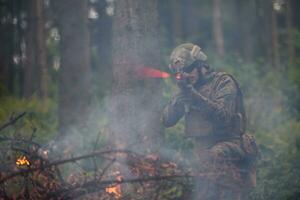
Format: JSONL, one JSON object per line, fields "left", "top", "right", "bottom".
{"left": 0, "top": 0, "right": 300, "bottom": 199}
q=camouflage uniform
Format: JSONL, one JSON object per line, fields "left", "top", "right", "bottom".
{"left": 162, "top": 44, "right": 255, "bottom": 200}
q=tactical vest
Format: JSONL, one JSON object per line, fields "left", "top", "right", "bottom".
{"left": 185, "top": 72, "right": 246, "bottom": 142}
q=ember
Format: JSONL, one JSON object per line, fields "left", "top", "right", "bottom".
{"left": 105, "top": 173, "right": 123, "bottom": 199}
{"left": 16, "top": 156, "right": 30, "bottom": 166}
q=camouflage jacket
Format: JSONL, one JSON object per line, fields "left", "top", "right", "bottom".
{"left": 162, "top": 70, "right": 246, "bottom": 146}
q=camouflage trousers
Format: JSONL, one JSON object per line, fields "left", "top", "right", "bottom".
{"left": 191, "top": 139, "right": 247, "bottom": 200}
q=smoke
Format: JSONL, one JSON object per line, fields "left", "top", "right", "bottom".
{"left": 47, "top": 1, "right": 300, "bottom": 198}
{"left": 47, "top": 85, "right": 164, "bottom": 153}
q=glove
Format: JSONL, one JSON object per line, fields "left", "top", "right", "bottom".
{"left": 180, "top": 84, "right": 208, "bottom": 104}
{"left": 188, "top": 85, "right": 208, "bottom": 104}
{"left": 171, "top": 92, "right": 191, "bottom": 107}
{"left": 176, "top": 93, "right": 191, "bottom": 105}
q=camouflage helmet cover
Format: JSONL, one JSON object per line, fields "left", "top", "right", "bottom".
{"left": 169, "top": 43, "right": 207, "bottom": 73}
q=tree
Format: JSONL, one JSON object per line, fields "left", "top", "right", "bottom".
{"left": 0, "top": 1, "right": 10, "bottom": 92}
{"left": 259, "top": 0, "right": 274, "bottom": 66}
{"left": 286, "top": 0, "right": 295, "bottom": 62}
{"left": 212, "top": 0, "right": 224, "bottom": 58}
{"left": 4, "top": 0, "right": 20, "bottom": 95}
{"left": 90, "top": 0, "right": 113, "bottom": 99}
{"left": 21, "top": 0, "right": 48, "bottom": 99}
{"left": 35, "top": 0, "right": 48, "bottom": 99}
{"left": 181, "top": 0, "right": 200, "bottom": 42}
{"left": 271, "top": 0, "right": 280, "bottom": 69}
{"left": 158, "top": 0, "right": 173, "bottom": 47}
{"left": 234, "top": 0, "right": 257, "bottom": 62}
{"left": 170, "top": 0, "right": 184, "bottom": 42}
{"left": 23, "top": 0, "right": 36, "bottom": 98}
{"left": 109, "top": 0, "right": 163, "bottom": 151}
{"left": 56, "top": 0, "right": 92, "bottom": 138}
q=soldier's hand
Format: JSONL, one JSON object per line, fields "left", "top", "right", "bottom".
{"left": 177, "top": 80, "right": 188, "bottom": 91}
{"left": 173, "top": 92, "right": 191, "bottom": 106}
{"left": 186, "top": 85, "right": 208, "bottom": 103}
{"left": 176, "top": 72, "right": 190, "bottom": 91}
{"left": 178, "top": 84, "right": 208, "bottom": 104}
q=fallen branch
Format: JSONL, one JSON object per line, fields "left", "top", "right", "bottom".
{"left": 0, "top": 136, "right": 41, "bottom": 147}
{"left": 47, "top": 174, "right": 192, "bottom": 199}
{"left": 0, "top": 149, "right": 136, "bottom": 184}
{"left": 0, "top": 112, "right": 26, "bottom": 132}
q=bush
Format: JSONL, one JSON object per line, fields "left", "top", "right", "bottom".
{"left": 0, "top": 95, "right": 58, "bottom": 143}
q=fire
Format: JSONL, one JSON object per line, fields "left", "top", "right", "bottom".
{"left": 16, "top": 156, "right": 30, "bottom": 166}
{"left": 105, "top": 174, "right": 123, "bottom": 199}
{"left": 105, "top": 185, "right": 122, "bottom": 199}
{"left": 135, "top": 66, "right": 170, "bottom": 79}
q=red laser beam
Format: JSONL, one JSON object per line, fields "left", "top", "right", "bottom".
{"left": 135, "top": 66, "right": 170, "bottom": 79}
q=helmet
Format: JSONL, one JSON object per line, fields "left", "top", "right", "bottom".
{"left": 169, "top": 43, "right": 207, "bottom": 73}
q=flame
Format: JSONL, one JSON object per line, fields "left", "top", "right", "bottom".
{"left": 105, "top": 185, "right": 122, "bottom": 199}
{"left": 135, "top": 66, "right": 170, "bottom": 79}
{"left": 105, "top": 174, "right": 123, "bottom": 199}
{"left": 16, "top": 156, "right": 30, "bottom": 166}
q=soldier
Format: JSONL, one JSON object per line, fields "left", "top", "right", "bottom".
{"left": 162, "top": 43, "right": 257, "bottom": 200}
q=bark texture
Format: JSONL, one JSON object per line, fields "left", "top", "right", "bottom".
{"left": 35, "top": 0, "right": 48, "bottom": 99}
{"left": 271, "top": 0, "right": 280, "bottom": 69}
{"left": 56, "top": 0, "right": 92, "bottom": 137}
{"left": 23, "top": 0, "right": 36, "bottom": 98}
{"left": 110, "top": 0, "right": 163, "bottom": 151}
{"left": 286, "top": 0, "right": 294, "bottom": 62}
{"left": 212, "top": 0, "right": 224, "bottom": 58}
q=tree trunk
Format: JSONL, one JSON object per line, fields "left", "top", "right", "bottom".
{"left": 35, "top": 0, "right": 48, "bottom": 99}
{"left": 212, "top": 0, "right": 224, "bottom": 58}
{"left": 234, "top": 0, "right": 244, "bottom": 59}
{"left": 170, "top": 0, "right": 183, "bottom": 43}
{"left": 110, "top": 0, "right": 163, "bottom": 152}
{"left": 23, "top": 0, "right": 36, "bottom": 98}
{"left": 56, "top": 0, "right": 92, "bottom": 138}
{"left": 7, "top": 0, "right": 17, "bottom": 94}
{"left": 181, "top": 0, "right": 197, "bottom": 42}
{"left": 262, "top": 0, "right": 273, "bottom": 66}
{"left": 0, "top": 20, "right": 9, "bottom": 91}
{"left": 23, "top": 0, "right": 48, "bottom": 99}
{"left": 235, "top": 0, "right": 257, "bottom": 62}
{"left": 286, "top": 0, "right": 294, "bottom": 62}
{"left": 271, "top": 0, "right": 280, "bottom": 70}
{"left": 158, "top": 0, "right": 173, "bottom": 47}
{"left": 92, "top": 0, "right": 113, "bottom": 98}
{"left": 0, "top": 48, "right": 8, "bottom": 93}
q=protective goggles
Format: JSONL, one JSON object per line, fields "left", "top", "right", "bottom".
{"left": 170, "top": 60, "right": 200, "bottom": 74}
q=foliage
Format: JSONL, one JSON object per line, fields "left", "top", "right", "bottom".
{"left": 249, "top": 120, "right": 300, "bottom": 200}
{"left": 1, "top": 0, "right": 300, "bottom": 199}
{"left": 214, "top": 58, "right": 300, "bottom": 200}
{"left": 161, "top": 47, "right": 300, "bottom": 199}
{"left": 0, "top": 95, "right": 58, "bottom": 143}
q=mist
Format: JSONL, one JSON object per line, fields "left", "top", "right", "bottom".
{"left": 0, "top": 0, "right": 300, "bottom": 199}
